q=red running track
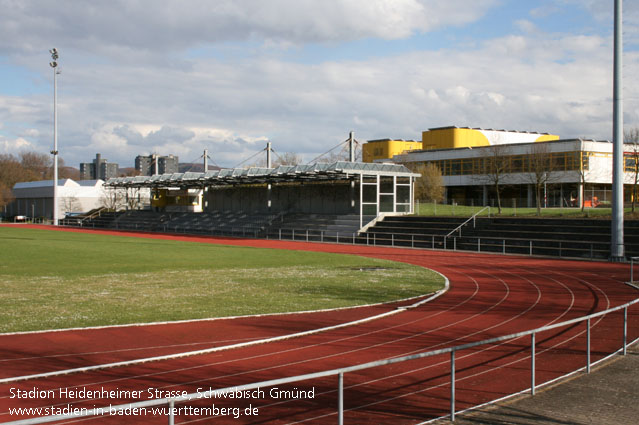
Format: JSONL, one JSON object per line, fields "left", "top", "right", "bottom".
{"left": 1, "top": 225, "right": 638, "bottom": 424}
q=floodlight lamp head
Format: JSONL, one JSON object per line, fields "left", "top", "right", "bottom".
{"left": 49, "top": 61, "right": 57, "bottom": 68}
{"left": 50, "top": 48, "right": 58, "bottom": 55}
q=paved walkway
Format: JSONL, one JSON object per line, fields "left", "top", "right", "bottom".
{"left": 437, "top": 343, "right": 639, "bottom": 425}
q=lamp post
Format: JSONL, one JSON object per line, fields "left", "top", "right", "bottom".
{"left": 49, "top": 48, "right": 59, "bottom": 225}
{"left": 611, "top": 0, "right": 624, "bottom": 260}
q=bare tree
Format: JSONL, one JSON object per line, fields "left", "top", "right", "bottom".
{"left": 323, "top": 142, "right": 362, "bottom": 163}
{"left": 19, "top": 151, "right": 52, "bottom": 179}
{"left": 0, "top": 151, "right": 74, "bottom": 212}
{"left": 625, "top": 128, "right": 639, "bottom": 212}
{"left": 0, "top": 183, "right": 14, "bottom": 211}
{"left": 0, "top": 154, "right": 38, "bottom": 187}
{"left": 100, "top": 187, "right": 126, "bottom": 211}
{"left": 60, "top": 166, "right": 81, "bottom": 180}
{"left": 406, "top": 163, "right": 444, "bottom": 202}
{"left": 62, "top": 195, "right": 82, "bottom": 214}
{"left": 481, "top": 143, "right": 511, "bottom": 214}
{"left": 526, "top": 142, "right": 555, "bottom": 216}
{"left": 125, "top": 187, "right": 143, "bottom": 210}
{"left": 272, "top": 152, "right": 304, "bottom": 166}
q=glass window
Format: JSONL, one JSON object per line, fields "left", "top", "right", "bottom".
{"left": 450, "top": 160, "right": 461, "bottom": 176}
{"left": 363, "top": 204, "right": 377, "bottom": 215}
{"left": 396, "top": 186, "right": 410, "bottom": 203}
{"left": 582, "top": 153, "right": 590, "bottom": 171}
{"left": 363, "top": 185, "right": 377, "bottom": 202}
{"left": 512, "top": 156, "right": 523, "bottom": 173}
{"left": 380, "top": 194, "right": 394, "bottom": 212}
{"left": 625, "top": 157, "right": 636, "bottom": 172}
{"left": 380, "top": 176, "right": 394, "bottom": 194}
{"left": 462, "top": 160, "right": 472, "bottom": 175}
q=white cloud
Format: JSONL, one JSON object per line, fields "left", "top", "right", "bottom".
{"left": 0, "top": 1, "right": 637, "bottom": 169}
{"left": 0, "top": 0, "right": 499, "bottom": 57}
{"left": 0, "top": 136, "right": 33, "bottom": 153}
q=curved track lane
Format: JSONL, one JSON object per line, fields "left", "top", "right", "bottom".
{"left": 1, "top": 226, "right": 638, "bottom": 424}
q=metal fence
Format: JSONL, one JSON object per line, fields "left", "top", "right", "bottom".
{"left": 261, "top": 227, "right": 613, "bottom": 260}
{"left": 58, "top": 217, "right": 625, "bottom": 260}
{"left": 8, "top": 296, "right": 638, "bottom": 425}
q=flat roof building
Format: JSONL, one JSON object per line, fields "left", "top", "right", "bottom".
{"left": 135, "top": 154, "right": 179, "bottom": 176}
{"left": 80, "top": 153, "right": 119, "bottom": 180}
{"left": 8, "top": 179, "right": 106, "bottom": 219}
{"left": 365, "top": 126, "right": 636, "bottom": 209}
{"left": 363, "top": 126, "right": 560, "bottom": 163}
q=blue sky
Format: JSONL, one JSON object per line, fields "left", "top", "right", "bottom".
{"left": 0, "top": 0, "right": 637, "bottom": 168}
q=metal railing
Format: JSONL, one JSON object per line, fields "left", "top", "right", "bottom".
{"left": 263, "top": 227, "right": 618, "bottom": 260}
{"left": 362, "top": 231, "right": 615, "bottom": 259}
{"left": 445, "top": 206, "right": 491, "bottom": 239}
{"left": 79, "top": 207, "right": 106, "bottom": 224}
{"left": 58, "top": 216, "right": 630, "bottom": 260}
{"left": 8, "top": 297, "right": 638, "bottom": 425}
{"left": 58, "top": 216, "right": 635, "bottom": 261}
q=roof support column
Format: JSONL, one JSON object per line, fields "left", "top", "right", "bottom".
{"left": 349, "top": 131, "right": 355, "bottom": 162}
{"left": 359, "top": 175, "right": 363, "bottom": 229}
{"left": 411, "top": 176, "right": 415, "bottom": 214}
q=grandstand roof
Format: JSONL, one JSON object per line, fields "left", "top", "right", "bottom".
{"left": 106, "top": 161, "right": 417, "bottom": 188}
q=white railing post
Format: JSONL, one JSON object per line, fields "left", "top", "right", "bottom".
{"left": 586, "top": 318, "right": 591, "bottom": 373}
{"left": 168, "top": 400, "right": 174, "bottom": 425}
{"left": 450, "top": 350, "right": 456, "bottom": 421}
{"left": 338, "top": 372, "right": 344, "bottom": 425}
{"left": 531, "top": 332, "right": 536, "bottom": 395}
{"left": 623, "top": 306, "right": 628, "bottom": 356}
{"left": 530, "top": 240, "right": 533, "bottom": 256}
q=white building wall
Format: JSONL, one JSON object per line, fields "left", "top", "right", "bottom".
{"left": 10, "top": 179, "right": 107, "bottom": 218}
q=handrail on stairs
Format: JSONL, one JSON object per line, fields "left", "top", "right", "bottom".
{"left": 445, "top": 206, "right": 491, "bottom": 238}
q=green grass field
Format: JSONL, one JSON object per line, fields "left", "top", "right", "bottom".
{"left": 0, "top": 227, "right": 444, "bottom": 333}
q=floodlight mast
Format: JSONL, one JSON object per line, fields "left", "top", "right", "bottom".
{"left": 611, "top": 0, "right": 624, "bottom": 260}
{"left": 49, "top": 48, "right": 60, "bottom": 226}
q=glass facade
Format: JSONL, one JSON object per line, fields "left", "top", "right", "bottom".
{"left": 429, "top": 151, "right": 586, "bottom": 177}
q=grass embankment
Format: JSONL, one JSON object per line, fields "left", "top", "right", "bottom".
{"left": 0, "top": 227, "right": 443, "bottom": 333}
{"left": 414, "top": 202, "right": 633, "bottom": 218}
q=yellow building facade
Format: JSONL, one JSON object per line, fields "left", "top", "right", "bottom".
{"left": 362, "top": 139, "right": 423, "bottom": 162}
{"left": 363, "top": 127, "right": 560, "bottom": 162}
